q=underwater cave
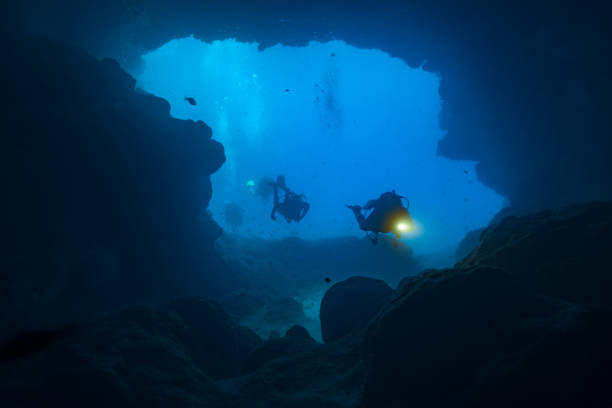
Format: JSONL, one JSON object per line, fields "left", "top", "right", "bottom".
{"left": 135, "top": 37, "right": 504, "bottom": 254}
{"left": 3, "top": 1, "right": 612, "bottom": 407}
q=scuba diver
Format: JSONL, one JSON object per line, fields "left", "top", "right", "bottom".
{"left": 269, "top": 175, "right": 310, "bottom": 223}
{"left": 346, "top": 190, "right": 412, "bottom": 245}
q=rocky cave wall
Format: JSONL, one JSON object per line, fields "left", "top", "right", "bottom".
{"left": 0, "top": 34, "right": 237, "bottom": 341}
{"left": 5, "top": 0, "right": 612, "bottom": 211}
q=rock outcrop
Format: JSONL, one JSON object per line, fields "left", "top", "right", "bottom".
{"left": 320, "top": 277, "right": 393, "bottom": 343}
{"left": 0, "top": 300, "right": 365, "bottom": 408}
{"left": 0, "top": 34, "right": 234, "bottom": 343}
{"left": 362, "top": 203, "right": 612, "bottom": 407}
{"left": 222, "top": 333, "right": 365, "bottom": 408}
{"left": 2, "top": 203, "right": 612, "bottom": 407}
{"left": 459, "top": 202, "right": 612, "bottom": 306}
{"left": 454, "top": 227, "right": 485, "bottom": 262}
{"left": 166, "top": 298, "right": 263, "bottom": 379}
{"left": 361, "top": 266, "right": 612, "bottom": 408}
{"left": 0, "top": 298, "right": 262, "bottom": 407}
{"left": 242, "top": 325, "right": 316, "bottom": 375}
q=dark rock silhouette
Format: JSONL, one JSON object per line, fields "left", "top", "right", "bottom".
{"left": 320, "top": 277, "right": 393, "bottom": 343}
{"left": 455, "top": 206, "right": 533, "bottom": 263}
{"left": 0, "top": 298, "right": 262, "bottom": 407}
{"left": 458, "top": 202, "right": 612, "bottom": 306}
{"left": 361, "top": 265, "right": 612, "bottom": 408}
{"left": 225, "top": 332, "right": 365, "bottom": 407}
{"left": 285, "top": 325, "right": 315, "bottom": 342}
{"left": 1, "top": 203, "right": 611, "bottom": 407}
{"left": 361, "top": 203, "right": 612, "bottom": 407}
{"left": 0, "top": 297, "right": 363, "bottom": 407}
{"left": 242, "top": 325, "right": 316, "bottom": 374}
{"left": 166, "top": 297, "right": 263, "bottom": 379}
{"left": 0, "top": 34, "right": 234, "bottom": 343}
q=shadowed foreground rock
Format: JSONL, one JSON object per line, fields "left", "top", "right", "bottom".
{"left": 0, "top": 300, "right": 365, "bottom": 408}
{"left": 320, "top": 277, "right": 393, "bottom": 344}
{"left": 459, "top": 202, "right": 612, "bottom": 306}
{"left": 242, "top": 325, "right": 316, "bottom": 375}
{"left": 0, "top": 34, "right": 236, "bottom": 344}
{"left": 361, "top": 266, "right": 612, "bottom": 408}
{"left": 0, "top": 298, "right": 262, "bottom": 407}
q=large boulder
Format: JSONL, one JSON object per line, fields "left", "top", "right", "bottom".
{"left": 361, "top": 266, "right": 612, "bottom": 408}
{"left": 458, "top": 202, "right": 612, "bottom": 306}
{"left": 320, "top": 277, "right": 393, "bottom": 344}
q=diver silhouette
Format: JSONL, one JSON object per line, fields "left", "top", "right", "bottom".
{"left": 347, "top": 190, "right": 411, "bottom": 245}
{"left": 269, "top": 175, "right": 310, "bottom": 223}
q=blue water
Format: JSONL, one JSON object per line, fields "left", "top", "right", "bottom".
{"left": 135, "top": 37, "right": 504, "bottom": 253}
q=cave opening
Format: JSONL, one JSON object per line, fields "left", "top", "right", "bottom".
{"left": 135, "top": 36, "right": 504, "bottom": 254}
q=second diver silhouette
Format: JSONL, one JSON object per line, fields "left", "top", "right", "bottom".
{"left": 269, "top": 175, "right": 310, "bottom": 223}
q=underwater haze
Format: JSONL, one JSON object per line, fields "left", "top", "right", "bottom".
{"left": 137, "top": 37, "right": 504, "bottom": 253}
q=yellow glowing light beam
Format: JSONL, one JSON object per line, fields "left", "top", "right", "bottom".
{"left": 397, "top": 222, "right": 412, "bottom": 232}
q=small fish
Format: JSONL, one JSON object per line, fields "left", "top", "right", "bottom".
{"left": 185, "top": 97, "right": 197, "bottom": 105}
{"left": 325, "top": 277, "right": 332, "bottom": 283}
{"left": 463, "top": 169, "right": 468, "bottom": 174}
{"left": 285, "top": 89, "right": 291, "bottom": 93}
{"left": 330, "top": 53, "right": 336, "bottom": 57}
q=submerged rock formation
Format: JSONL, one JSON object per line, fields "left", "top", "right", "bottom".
{"left": 1, "top": 202, "right": 612, "bottom": 407}
{"left": 0, "top": 298, "right": 261, "bottom": 407}
{"left": 361, "top": 202, "right": 612, "bottom": 407}
{"left": 454, "top": 227, "right": 485, "bottom": 262}
{"left": 361, "top": 265, "right": 612, "bottom": 408}
{"left": 320, "top": 277, "right": 393, "bottom": 344}
{"left": 459, "top": 202, "right": 612, "bottom": 306}
{"left": 0, "top": 34, "right": 233, "bottom": 343}
{"left": 242, "top": 325, "right": 316, "bottom": 375}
